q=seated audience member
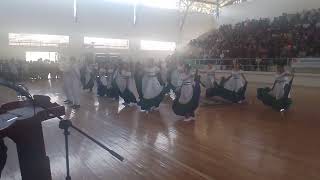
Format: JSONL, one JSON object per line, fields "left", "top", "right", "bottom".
{"left": 187, "top": 8, "right": 320, "bottom": 63}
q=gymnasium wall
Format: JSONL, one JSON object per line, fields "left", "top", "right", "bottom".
{"left": 219, "top": 0, "right": 320, "bottom": 25}
{"left": 0, "top": 0, "right": 216, "bottom": 60}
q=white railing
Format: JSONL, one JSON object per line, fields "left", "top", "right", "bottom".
{"left": 187, "top": 58, "right": 320, "bottom": 74}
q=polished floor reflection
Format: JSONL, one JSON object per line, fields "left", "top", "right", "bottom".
{"left": 1, "top": 80, "right": 320, "bottom": 180}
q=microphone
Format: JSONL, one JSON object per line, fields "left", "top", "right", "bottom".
{"left": 0, "top": 78, "right": 33, "bottom": 100}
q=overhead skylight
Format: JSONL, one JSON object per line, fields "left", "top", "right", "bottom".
{"left": 141, "top": 40, "right": 176, "bottom": 51}
{"left": 84, "top": 37, "right": 129, "bottom": 49}
{"left": 26, "top": 51, "right": 58, "bottom": 62}
{"left": 105, "top": 0, "right": 179, "bottom": 10}
{"left": 9, "top": 33, "right": 69, "bottom": 47}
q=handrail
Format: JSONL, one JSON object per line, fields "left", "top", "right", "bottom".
{"left": 187, "top": 57, "right": 320, "bottom": 74}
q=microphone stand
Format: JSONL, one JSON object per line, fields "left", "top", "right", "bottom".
{"left": 55, "top": 114, "right": 124, "bottom": 180}
{"left": 32, "top": 97, "right": 124, "bottom": 180}
{"left": 1, "top": 80, "right": 124, "bottom": 180}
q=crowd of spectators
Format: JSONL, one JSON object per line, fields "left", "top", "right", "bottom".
{"left": 2, "top": 9, "right": 320, "bottom": 78}
{"left": 0, "top": 59, "right": 61, "bottom": 82}
{"left": 188, "top": 8, "right": 320, "bottom": 69}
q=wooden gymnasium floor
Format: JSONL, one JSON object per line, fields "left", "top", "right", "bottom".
{"left": 1, "top": 80, "right": 320, "bottom": 180}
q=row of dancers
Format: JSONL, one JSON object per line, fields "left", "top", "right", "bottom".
{"left": 0, "top": 59, "right": 294, "bottom": 179}
{"left": 76, "top": 58, "right": 294, "bottom": 121}
{"left": 92, "top": 59, "right": 201, "bottom": 121}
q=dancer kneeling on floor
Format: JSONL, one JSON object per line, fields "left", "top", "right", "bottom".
{"left": 134, "top": 61, "right": 144, "bottom": 100}
{"left": 115, "top": 62, "right": 138, "bottom": 106}
{"left": 81, "top": 62, "right": 95, "bottom": 92}
{"left": 206, "top": 61, "right": 247, "bottom": 103}
{"left": 97, "top": 64, "right": 118, "bottom": 99}
{"left": 167, "top": 61, "right": 183, "bottom": 93}
{"left": 97, "top": 66, "right": 107, "bottom": 97}
{"left": 199, "top": 63, "right": 216, "bottom": 89}
{"left": 257, "top": 64, "right": 294, "bottom": 111}
{"left": 172, "top": 64, "right": 201, "bottom": 121}
{"left": 139, "top": 59, "right": 165, "bottom": 112}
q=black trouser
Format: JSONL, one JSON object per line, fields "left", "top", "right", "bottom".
{"left": 206, "top": 82, "right": 247, "bottom": 103}
{"left": 0, "top": 139, "right": 7, "bottom": 178}
{"left": 257, "top": 87, "right": 292, "bottom": 111}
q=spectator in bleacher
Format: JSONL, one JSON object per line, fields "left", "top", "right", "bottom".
{"left": 188, "top": 8, "right": 320, "bottom": 63}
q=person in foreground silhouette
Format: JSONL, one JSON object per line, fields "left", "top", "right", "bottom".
{"left": 0, "top": 139, "right": 7, "bottom": 178}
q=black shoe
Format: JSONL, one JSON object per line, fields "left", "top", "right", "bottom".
{"left": 64, "top": 100, "right": 72, "bottom": 104}
{"left": 72, "top": 105, "right": 80, "bottom": 109}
